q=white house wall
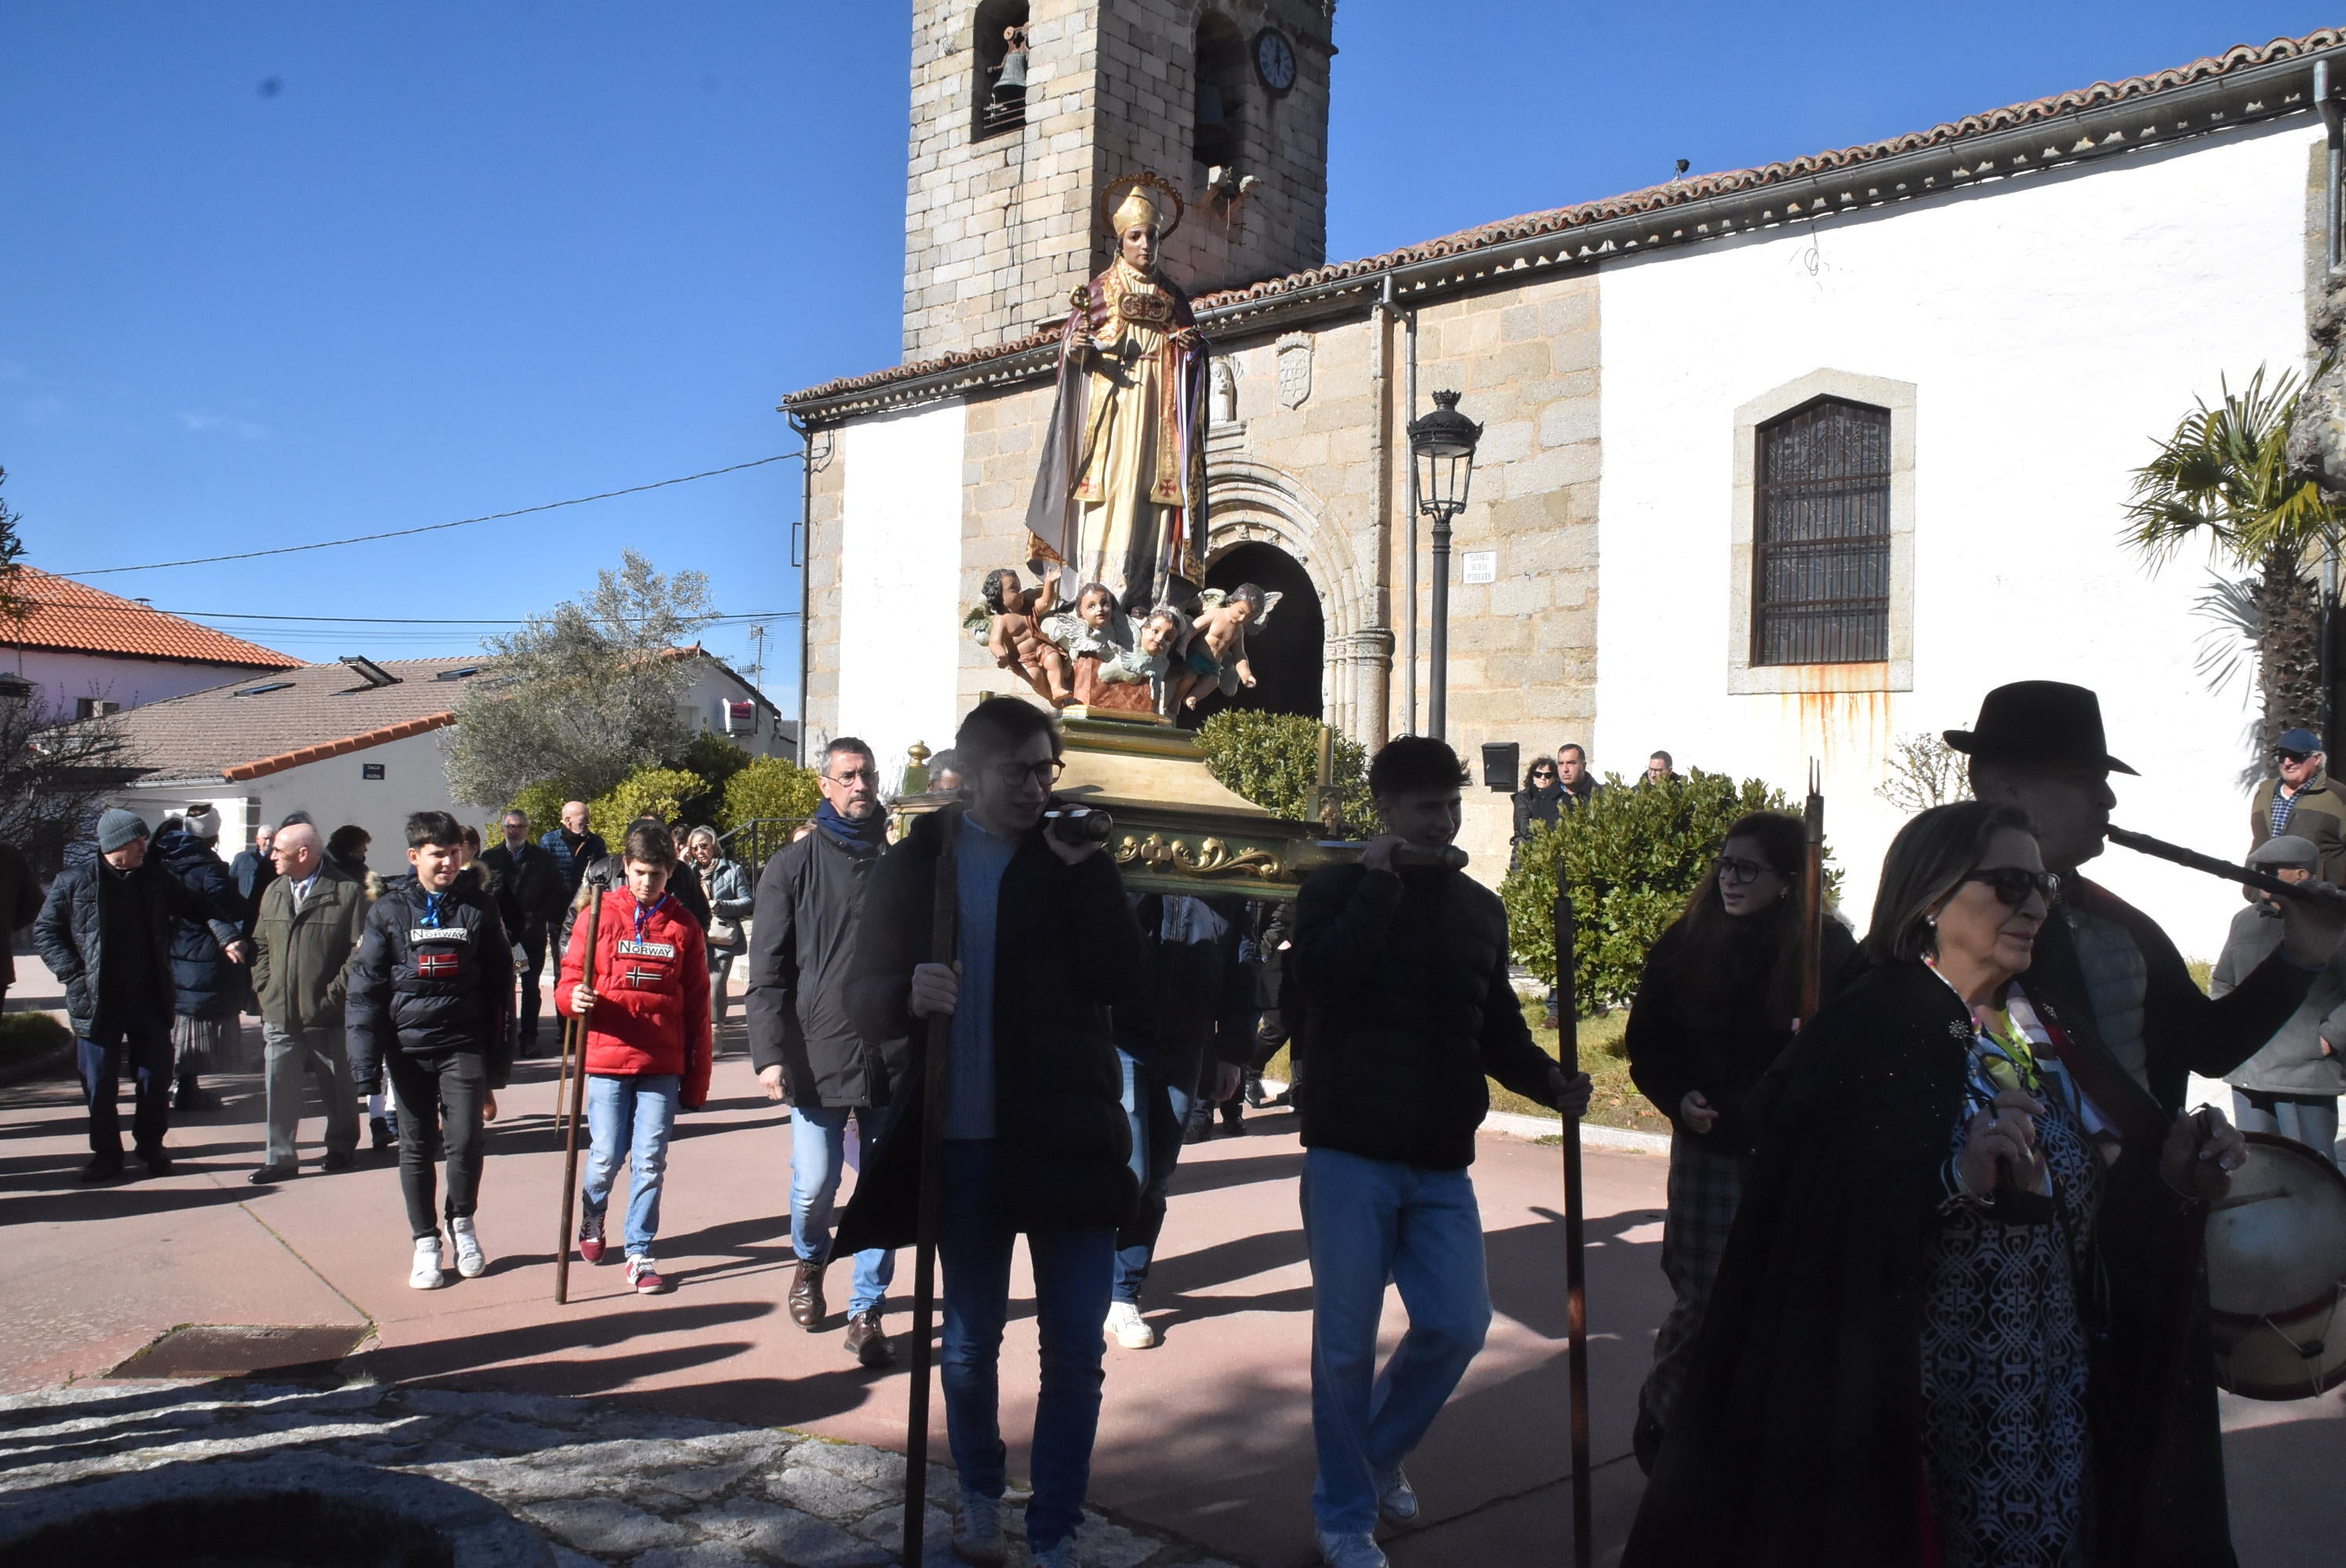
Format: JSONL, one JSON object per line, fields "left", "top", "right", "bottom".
{"left": 13, "top": 650, "right": 274, "bottom": 716}
{"left": 1595, "top": 119, "right": 2321, "bottom": 959}
{"left": 836, "top": 400, "right": 968, "bottom": 789}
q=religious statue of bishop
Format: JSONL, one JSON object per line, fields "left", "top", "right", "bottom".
{"left": 1024, "top": 172, "right": 1210, "bottom": 612}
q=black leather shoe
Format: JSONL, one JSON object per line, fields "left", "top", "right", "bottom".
{"left": 140, "top": 1149, "right": 173, "bottom": 1177}
{"left": 172, "top": 1080, "right": 216, "bottom": 1113}
{"left": 81, "top": 1154, "right": 125, "bottom": 1183}
{"left": 844, "top": 1308, "right": 895, "bottom": 1369}
{"left": 788, "top": 1259, "right": 828, "bottom": 1328}
{"left": 320, "top": 1150, "right": 357, "bottom": 1174}
{"left": 1243, "top": 1074, "right": 1269, "bottom": 1109}
{"left": 369, "top": 1116, "right": 394, "bottom": 1151}
{"left": 248, "top": 1163, "right": 296, "bottom": 1185}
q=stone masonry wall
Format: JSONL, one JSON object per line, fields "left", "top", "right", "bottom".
{"left": 903, "top": 0, "right": 1331, "bottom": 363}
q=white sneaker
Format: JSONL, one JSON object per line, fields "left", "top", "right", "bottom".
{"left": 409, "top": 1234, "right": 446, "bottom": 1290}
{"left": 1316, "top": 1528, "right": 1388, "bottom": 1568}
{"left": 1104, "top": 1300, "right": 1157, "bottom": 1349}
{"left": 1375, "top": 1465, "right": 1420, "bottom": 1526}
{"left": 448, "top": 1216, "right": 486, "bottom": 1279}
{"left": 953, "top": 1486, "right": 1007, "bottom": 1566}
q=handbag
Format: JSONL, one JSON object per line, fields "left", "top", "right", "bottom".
{"left": 707, "top": 916, "right": 743, "bottom": 952}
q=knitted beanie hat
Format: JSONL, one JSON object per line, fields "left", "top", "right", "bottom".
{"left": 97, "top": 809, "right": 149, "bottom": 854}
{"left": 183, "top": 804, "right": 222, "bottom": 840}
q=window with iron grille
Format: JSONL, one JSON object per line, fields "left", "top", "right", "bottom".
{"left": 1752, "top": 397, "right": 1890, "bottom": 665}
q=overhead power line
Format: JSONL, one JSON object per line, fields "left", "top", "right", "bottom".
{"left": 56, "top": 452, "right": 805, "bottom": 576}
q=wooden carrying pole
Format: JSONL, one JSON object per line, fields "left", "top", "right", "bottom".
{"left": 1797, "top": 760, "right": 1825, "bottom": 1024}
{"left": 902, "top": 809, "right": 962, "bottom": 1566}
{"left": 1551, "top": 890, "right": 1593, "bottom": 1568}
{"left": 553, "top": 879, "right": 605, "bottom": 1305}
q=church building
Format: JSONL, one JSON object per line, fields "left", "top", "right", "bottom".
{"left": 783, "top": 5, "right": 2346, "bottom": 955}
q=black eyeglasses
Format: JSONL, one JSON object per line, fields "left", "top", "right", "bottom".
{"left": 1531, "top": 768, "right": 1556, "bottom": 780}
{"left": 1962, "top": 867, "right": 2062, "bottom": 907}
{"left": 991, "top": 758, "right": 1067, "bottom": 787}
{"left": 2275, "top": 749, "right": 2312, "bottom": 765}
{"left": 1716, "top": 855, "right": 1774, "bottom": 886}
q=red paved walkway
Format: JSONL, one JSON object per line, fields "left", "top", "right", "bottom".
{"left": 2, "top": 963, "right": 2338, "bottom": 1566}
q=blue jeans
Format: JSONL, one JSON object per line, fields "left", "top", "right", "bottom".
{"left": 939, "top": 1138, "right": 1115, "bottom": 1554}
{"left": 2233, "top": 1088, "right": 2343, "bottom": 1170}
{"left": 78, "top": 1014, "right": 173, "bottom": 1158}
{"left": 582, "top": 1073, "right": 679, "bottom": 1256}
{"left": 1302, "top": 1147, "right": 1493, "bottom": 1534}
{"left": 1113, "top": 1049, "right": 1196, "bottom": 1304}
{"left": 789, "top": 1103, "right": 895, "bottom": 1314}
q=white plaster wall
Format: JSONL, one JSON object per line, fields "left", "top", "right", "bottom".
{"left": 10, "top": 650, "right": 266, "bottom": 715}
{"left": 113, "top": 728, "right": 463, "bottom": 866}
{"left": 1596, "top": 120, "right": 2321, "bottom": 960}
{"left": 676, "top": 661, "right": 796, "bottom": 760}
{"left": 837, "top": 401, "right": 968, "bottom": 791}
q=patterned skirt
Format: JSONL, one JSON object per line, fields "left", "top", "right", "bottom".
{"left": 1918, "top": 1098, "right": 2102, "bottom": 1567}
{"left": 1638, "top": 1128, "right": 1752, "bottom": 1431}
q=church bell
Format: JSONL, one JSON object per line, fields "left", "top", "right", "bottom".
{"left": 993, "top": 45, "right": 1028, "bottom": 99}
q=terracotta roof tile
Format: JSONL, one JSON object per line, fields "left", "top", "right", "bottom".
{"left": 107, "top": 657, "right": 490, "bottom": 782}
{"left": 4, "top": 567, "right": 296, "bottom": 668}
{"left": 784, "top": 27, "right": 2344, "bottom": 410}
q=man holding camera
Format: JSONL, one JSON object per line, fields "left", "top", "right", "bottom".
{"left": 830, "top": 696, "right": 1148, "bottom": 1568}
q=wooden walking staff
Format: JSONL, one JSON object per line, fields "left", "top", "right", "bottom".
{"left": 1550, "top": 889, "right": 1592, "bottom": 1568}
{"left": 1797, "top": 760, "right": 1825, "bottom": 1023}
{"left": 901, "top": 808, "right": 962, "bottom": 1566}
{"left": 553, "top": 873, "right": 607, "bottom": 1305}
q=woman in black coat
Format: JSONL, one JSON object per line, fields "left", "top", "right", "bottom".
{"left": 1625, "top": 800, "right": 2250, "bottom": 1568}
{"left": 1622, "top": 809, "right": 1857, "bottom": 1468}
{"left": 1509, "top": 757, "right": 1563, "bottom": 866}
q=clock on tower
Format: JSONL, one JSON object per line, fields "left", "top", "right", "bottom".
{"left": 1254, "top": 27, "right": 1296, "bottom": 94}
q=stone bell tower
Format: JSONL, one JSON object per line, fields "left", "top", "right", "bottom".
{"left": 901, "top": 1, "right": 1335, "bottom": 363}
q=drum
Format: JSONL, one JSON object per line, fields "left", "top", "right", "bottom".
{"left": 2205, "top": 1132, "right": 2346, "bottom": 1401}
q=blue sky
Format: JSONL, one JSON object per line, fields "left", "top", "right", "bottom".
{"left": 1, "top": 2, "right": 2323, "bottom": 710}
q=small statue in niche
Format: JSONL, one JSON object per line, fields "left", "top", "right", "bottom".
{"left": 1170, "top": 584, "right": 1279, "bottom": 710}
{"left": 966, "top": 566, "right": 1073, "bottom": 707}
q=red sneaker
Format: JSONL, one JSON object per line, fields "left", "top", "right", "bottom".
{"left": 626, "top": 1255, "right": 671, "bottom": 1294}
{"left": 577, "top": 1212, "right": 606, "bottom": 1265}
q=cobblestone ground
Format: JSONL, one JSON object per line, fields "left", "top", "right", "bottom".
{"left": 0, "top": 1380, "right": 1240, "bottom": 1568}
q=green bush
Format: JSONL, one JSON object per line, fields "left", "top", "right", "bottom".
{"left": 677, "top": 731, "right": 755, "bottom": 826}
{"left": 0, "top": 1010, "right": 72, "bottom": 1063}
{"left": 589, "top": 766, "right": 704, "bottom": 833}
{"left": 1500, "top": 769, "right": 1833, "bottom": 1017}
{"left": 721, "top": 754, "right": 822, "bottom": 832}
{"left": 1194, "top": 710, "right": 1377, "bottom": 837}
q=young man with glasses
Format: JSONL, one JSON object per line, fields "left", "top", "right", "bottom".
{"left": 746, "top": 737, "right": 903, "bottom": 1367}
{"left": 2250, "top": 726, "right": 2346, "bottom": 887}
{"left": 829, "top": 697, "right": 1148, "bottom": 1568}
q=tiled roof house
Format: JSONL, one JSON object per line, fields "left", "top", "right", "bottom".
{"left": 2, "top": 565, "right": 296, "bottom": 717}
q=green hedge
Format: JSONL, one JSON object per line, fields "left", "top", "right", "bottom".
{"left": 1193, "top": 710, "right": 1377, "bottom": 837}
{"left": 1499, "top": 769, "right": 1832, "bottom": 1016}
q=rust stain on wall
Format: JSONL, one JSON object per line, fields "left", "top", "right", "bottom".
{"left": 1777, "top": 664, "right": 1898, "bottom": 774}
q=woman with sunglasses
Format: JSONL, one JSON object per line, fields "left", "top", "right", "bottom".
{"left": 1509, "top": 758, "right": 1565, "bottom": 869}
{"left": 1622, "top": 810, "right": 1857, "bottom": 1471}
{"left": 1625, "top": 800, "right": 2248, "bottom": 1568}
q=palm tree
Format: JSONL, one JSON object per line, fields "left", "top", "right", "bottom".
{"left": 2123, "top": 365, "right": 2346, "bottom": 760}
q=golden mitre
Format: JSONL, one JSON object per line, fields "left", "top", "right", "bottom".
{"left": 1098, "top": 172, "right": 1184, "bottom": 240}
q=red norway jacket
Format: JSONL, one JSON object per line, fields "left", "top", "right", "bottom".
{"left": 557, "top": 887, "right": 712, "bottom": 1109}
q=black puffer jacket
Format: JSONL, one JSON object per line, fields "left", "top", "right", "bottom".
{"left": 34, "top": 840, "right": 242, "bottom": 1038}
{"left": 832, "top": 806, "right": 1151, "bottom": 1252}
{"left": 746, "top": 826, "right": 895, "bottom": 1108}
{"left": 1291, "top": 862, "right": 1560, "bottom": 1170}
{"left": 153, "top": 828, "right": 245, "bottom": 1021}
{"left": 345, "top": 874, "right": 515, "bottom": 1089}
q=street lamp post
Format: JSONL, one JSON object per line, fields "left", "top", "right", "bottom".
{"left": 1407, "top": 389, "right": 1483, "bottom": 742}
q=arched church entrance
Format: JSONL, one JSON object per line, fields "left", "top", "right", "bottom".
{"left": 1178, "top": 540, "right": 1324, "bottom": 728}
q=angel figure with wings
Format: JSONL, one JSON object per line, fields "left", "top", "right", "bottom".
{"left": 1169, "top": 583, "right": 1280, "bottom": 711}
{"left": 965, "top": 566, "right": 1073, "bottom": 706}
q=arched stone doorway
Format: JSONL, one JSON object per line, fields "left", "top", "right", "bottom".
{"left": 1178, "top": 540, "right": 1324, "bottom": 728}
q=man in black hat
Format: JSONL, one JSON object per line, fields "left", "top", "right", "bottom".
{"left": 1949, "top": 678, "right": 2345, "bottom": 1566}
{"left": 2249, "top": 726, "right": 2346, "bottom": 886}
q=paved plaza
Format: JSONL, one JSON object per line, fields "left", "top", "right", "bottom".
{"left": 0, "top": 960, "right": 2339, "bottom": 1566}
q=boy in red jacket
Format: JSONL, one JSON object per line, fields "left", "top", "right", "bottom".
{"left": 558, "top": 821, "right": 712, "bottom": 1294}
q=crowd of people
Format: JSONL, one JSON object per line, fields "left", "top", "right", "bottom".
{"left": 26, "top": 673, "right": 2346, "bottom": 1567}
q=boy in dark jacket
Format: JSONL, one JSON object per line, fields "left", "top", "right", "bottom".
{"left": 830, "top": 698, "right": 1149, "bottom": 1568}
{"left": 1290, "top": 737, "right": 1590, "bottom": 1568}
{"left": 347, "top": 811, "right": 515, "bottom": 1290}
{"left": 35, "top": 809, "right": 245, "bottom": 1181}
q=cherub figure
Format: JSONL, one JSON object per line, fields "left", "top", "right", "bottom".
{"left": 1170, "top": 584, "right": 1279, "bottom": 710}
{"left": 1079, "top": 604, "right": 1185, "bottom": 713}
{"left": 1043, "top": 580, "right": 1134, "bottom": 661}
{"left": 968, "top": 567, "right": 1073, "bottom": 706}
